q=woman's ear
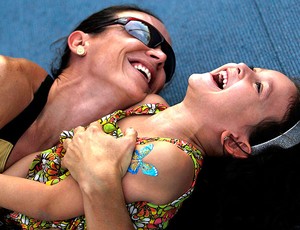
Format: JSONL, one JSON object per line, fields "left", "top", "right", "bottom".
{"left": 68, "top": 31, "right": 90, "bottom": 56}
{"left": 223, "top": 134, "right": 251, "bottom": 158}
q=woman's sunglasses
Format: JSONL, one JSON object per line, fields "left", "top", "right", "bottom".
{"left": 99, "top": 17, "right": 176, "bottom": 83}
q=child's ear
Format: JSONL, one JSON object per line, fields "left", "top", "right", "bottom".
{"left": 223, "top": 134, "right": 251, "bottom": 158}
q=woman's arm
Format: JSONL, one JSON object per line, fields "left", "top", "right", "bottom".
{"left": 62, "top": 122, "right": 137, "bottom": 230}
{"left": 0, "top": 55, "right": 48, "bottom": 128}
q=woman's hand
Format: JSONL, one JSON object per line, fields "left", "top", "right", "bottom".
{"left": 62, "top": 121, "right": 137, "bottom": 182}
{"left": 62, "top": 121, "right": 137, "bottom": 230}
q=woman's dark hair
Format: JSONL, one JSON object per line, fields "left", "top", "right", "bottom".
{"left": 249, "top": 81, "right": 300, "bottom": 146}
{"left": 50, "top": 5, "right": 161, "bottom": 78}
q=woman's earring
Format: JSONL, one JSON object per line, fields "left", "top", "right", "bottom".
{"left": 76, "top": 45, "right": 86, "bottom": 56}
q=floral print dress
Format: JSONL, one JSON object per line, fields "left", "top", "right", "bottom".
{"left": 6, "top": 103, "right": 203, "bottom": 230}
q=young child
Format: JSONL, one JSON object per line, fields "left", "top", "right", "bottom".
{"left": 1, "top": 63, "right": 299, "bottom": 230}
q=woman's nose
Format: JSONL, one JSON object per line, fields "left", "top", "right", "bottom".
{"left": 146, "top": 47, "right": 167, "bottom": 66}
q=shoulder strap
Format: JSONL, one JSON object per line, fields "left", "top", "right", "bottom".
{"left": 0, "top": 75, "right": 54, "bottom": 145}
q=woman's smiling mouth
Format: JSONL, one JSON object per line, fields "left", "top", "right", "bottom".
{"left": 133, "top": 64, "right": 151, "bottom": 83}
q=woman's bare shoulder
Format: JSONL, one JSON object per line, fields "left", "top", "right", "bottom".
{"left": 0, "top": 55, "right": 47, "bottom": 88}
{"left": 0, "top": 55, "right": 48, "bottom": 128}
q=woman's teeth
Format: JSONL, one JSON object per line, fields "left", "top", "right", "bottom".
{"left": 134, "top": 64, "right": 151, "bottom": 83}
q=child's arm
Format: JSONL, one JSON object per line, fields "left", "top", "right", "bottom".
{"left": 1, "top": 153, "right": 84, "bottom": 221}
{"left": 0, "top": 174, "right": 83, "bottom": 220}
{"left": 3, "top": 152, "right": 38, "bottom": 178}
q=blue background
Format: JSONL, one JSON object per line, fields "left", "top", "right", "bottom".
{"left": 1, "top": 1, "right": 300, "bottom": 229}
{"left": 1, "top": 0, "right": 299, "bottom": 106}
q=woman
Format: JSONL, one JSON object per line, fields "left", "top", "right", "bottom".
{"left": 0, "top": 4, "right": 175, "bottom": 172}
{"left": 1, "top": 63, "right": 299, "bottom": 229}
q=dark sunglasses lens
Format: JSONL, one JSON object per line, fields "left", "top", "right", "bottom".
{"left": 124, "top": 21, "right": 151, "bottom": 46}
{"left": 125, "top": 20, "right": 176, "bottom": 83}
{"left": 125, "top": 20, "right": 162, "bottom": 47}
{"left": 161, "top": 42, "right": 176, "bottom": 83}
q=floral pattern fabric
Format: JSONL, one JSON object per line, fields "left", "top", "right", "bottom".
{"left": 6, "top": 103, "right": 203, "bottom": 229}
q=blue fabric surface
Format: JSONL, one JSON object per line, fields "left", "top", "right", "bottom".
{"left": 1, "top": 0, "right": 299, "bottom": 106}
{"left": 1, "top": 1, "right": 300, "bottom": 229}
